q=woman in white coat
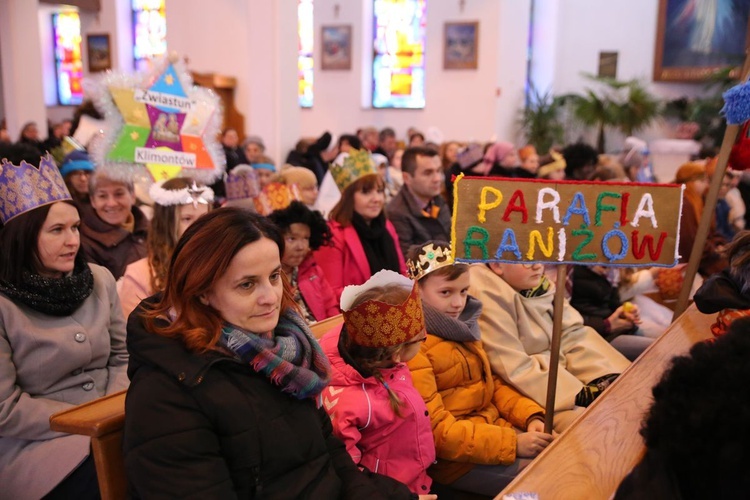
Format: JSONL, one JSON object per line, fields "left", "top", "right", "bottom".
{"left": 0, "top": 152, "right": 128, "bottom": 499}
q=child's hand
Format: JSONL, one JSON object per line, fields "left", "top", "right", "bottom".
{"left": 608, "top": 306, "right": 635, "bottom": 333}
{"left": 621, "top": 302, "right": 642, "bottom": 325}
{"left": 516, "top": 431, "right": 553, "bottom": 458}
{"left": 527, "top": 418, "right": 545, "bottom": 433}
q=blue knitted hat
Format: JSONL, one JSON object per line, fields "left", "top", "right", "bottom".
{"left": 60, "top": 150, "right": 95, "bottom": 177}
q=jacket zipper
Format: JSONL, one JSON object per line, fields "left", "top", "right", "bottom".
{"left": 457, "top": 347, "right": 472, "bottom": 380}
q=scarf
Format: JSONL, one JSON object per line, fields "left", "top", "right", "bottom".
{"left": 351, "top": 212, "right": 401, "bottom": 274}
{"left": 219, "top": 310, "right": 331, "bottom": 399}
{"left": 422, "top": 296, "right": 483, "bottom": 342}
{"left": 521, "top": 274, "right": 552, "bottom": 298}
{"left": 0, "top": 256, "right": 94, "bottom": 316}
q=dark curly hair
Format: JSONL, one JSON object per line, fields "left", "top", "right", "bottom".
{"left": 638, "top": 318, "right": 750, "bottom": 498}
{"left": 562, "top": 142, "right": 598, "bottom": 179}
{"left": 268, "top": 201, "right": 331, "bottom": 250}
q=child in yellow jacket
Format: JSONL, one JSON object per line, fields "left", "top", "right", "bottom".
{"left": 405, "top": 241, "right": 553, "bottom": 496}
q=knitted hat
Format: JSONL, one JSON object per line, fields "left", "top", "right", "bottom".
{"left": 538, "top": 151, "right": 567, "bottom": 178}
{"left": 252, "top": 162, "right": 276, "bottom": 172}
{"left": 242, "top": 135, "right": 265, "bottom": 150}
{"left": 483, "top": 141, "right": 516, "bottom": 165}
{"left": 406, "top": 242, "right": 456, "bottom": 281}
{"left": 329, "top": 149, "right": 377, "bottom": 193}
{"left": 674, "top": 162, "right": 707, "bottom": 184}
{"left": 60, "top": 150, "right": 95, "bottom": 177}
{"left": 279, "top": 166, "right": 317, "bottom": 189}
{"left": 341, "top": 270, "right": 425, "bottom": 348}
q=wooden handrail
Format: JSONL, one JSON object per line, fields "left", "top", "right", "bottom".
{"left": 49, "top": 390, "right": 126, "bottom": 437}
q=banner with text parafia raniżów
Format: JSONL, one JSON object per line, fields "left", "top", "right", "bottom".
{"left": 451, "top": 175, "right": 684, "bottom": 267}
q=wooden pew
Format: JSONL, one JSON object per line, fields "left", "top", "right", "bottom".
{"left": 495, "top": 304, "right": 714, "bottom": 500}
{"left": 48, "top": 314, "right": 344, "bottom": 499}
{"left": 49, "top": 389, "right": 127, "bottom": 500}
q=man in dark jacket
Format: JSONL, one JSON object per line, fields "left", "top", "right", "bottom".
{"left": 386, "top": 147, "right": 451, "bottom": 256}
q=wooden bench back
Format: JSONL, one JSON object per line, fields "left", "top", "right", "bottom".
{"left": 496, "top": 304, "right": 713, "bottom": 500}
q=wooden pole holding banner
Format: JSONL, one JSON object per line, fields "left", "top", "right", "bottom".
{"left": 673, "top": 51, "right": 750, "bottom": 319}
{"left": 544, "top": 263, "right": 567, "bottom": 434}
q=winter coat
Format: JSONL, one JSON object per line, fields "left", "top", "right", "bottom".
{"left": 0, "top": 264, "right": 129, "bottom": 499}
{"left": 117, "top": 257, "right": 151, "bottom": 320}
{"left": 385, "top": 187, "right": 452, "bottom": 256}
{"left": 123, "top": 303, "right": 413, "bottom": 499}
{"left": 319, "top": 326, "right": 435, "bottom": 495}
{"left": 313, "top": 221, "right": 406, "bottom": 301}
{"left": 468, "top": 264, "right": 630, "bottom": 412}
{"left": 298, "top": 254, "right": 340, "bottom": 321}
{"left": 693, "top": 268, "right": 750, "bottom": 338}
{"left": 407, "top": 315, "right": 544, "bottom": 484}
{"left": 79, "top": 203, "right": 148, "bottom": 280}
{"left": 570, "top": 266, "right": 636, "bottom": 340}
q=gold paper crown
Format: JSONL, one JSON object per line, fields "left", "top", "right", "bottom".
{"left": 341, "top": 270, "right": 425, "bottom": 348}
{"left": 253, "top": 182, "right": 301, "bottom": 216}
{"left": 406, "top": 242, "right": 455, "bottom": 281}
{"left": 0, "top": 154, "right": 72, "bottom": 224}
{"left": 329, "top": 149, "right": 378, "bottom": 193}
{"left": 537, "top": 151, "right": 566, "bottom": 178}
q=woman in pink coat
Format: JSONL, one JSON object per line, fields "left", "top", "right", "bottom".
{"left": 314, "top": 149, "right": 406, "bottom": 301}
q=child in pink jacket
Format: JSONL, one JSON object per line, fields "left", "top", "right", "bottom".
{"left": 319, "top": 270, "right": 436, "bottom": 497}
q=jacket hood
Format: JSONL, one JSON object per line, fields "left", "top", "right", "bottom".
{"left": 319, "top": 325, "right": 401, "bottom": 388}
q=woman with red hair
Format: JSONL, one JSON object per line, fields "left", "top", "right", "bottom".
{"left": 123, "top": 207, "right": 416, "bottom": 498}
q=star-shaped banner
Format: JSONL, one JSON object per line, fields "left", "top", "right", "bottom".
{"left": 86, "top": 53, "right": 225, "bottom": 184}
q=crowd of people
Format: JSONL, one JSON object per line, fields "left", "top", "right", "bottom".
{"left": 0, "top": 117, "right": 747, "bottom": 498}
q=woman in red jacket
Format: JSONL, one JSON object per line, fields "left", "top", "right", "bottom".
{"left": 269, "top": 201, "right": 339, "bottom": 323}
{"left": 314, "top": 149, "right": 406, "bottom": 301}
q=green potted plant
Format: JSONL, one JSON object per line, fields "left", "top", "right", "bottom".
{"left": 518, "top": 85, "right": 566, "bottom": 153}
{"left": 562, "top": 74, "right": 662, "bottom": 152}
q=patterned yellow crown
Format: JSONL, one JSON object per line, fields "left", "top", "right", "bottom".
{"left": 254, "top": 182, "right": 301, "bottom": 216}
{"left": 329, "top": 149, "right": 378, "bottom": 193}
{"left": 0, "top": 154, "right": 72, "bottom": 224}
{"left": 406, "top": 242, "right": 455, "bottom": 281}
{"left": 341, "top": 270, "right": 425, "bottom": 348}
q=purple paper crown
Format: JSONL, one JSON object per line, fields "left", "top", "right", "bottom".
{"left": 0, "top": 154, "right": 72, "bottom": 223}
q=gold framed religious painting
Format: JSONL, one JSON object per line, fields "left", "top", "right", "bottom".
{"left": 321, "top": 25, "right": 352, "bottom": 70}
{"left": 86, "top": 34, "right": 112, "bottom": 73}
{"left": 653, "top": 0, "right": 750, "bottom": 81}
{"left": 444, "top": 21, "right": 479, "bottom": 70}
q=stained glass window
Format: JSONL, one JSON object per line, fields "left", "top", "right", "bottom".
{"left": 298, "top": 0, "right": 314, "bottom": 108}
{"left": 52, "top": 11, "right": 84, "bottom": 106}
{"left": 372, "top": 0, "right": 426, "bottom": 109}
{"left": 133, "top": 0, "right": 167, "bottom": 71}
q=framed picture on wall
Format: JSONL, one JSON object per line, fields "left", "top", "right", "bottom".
{"left": 653, "top": 0, "right": 750, "bottom": 81}
{"left": 86, "top": 34, "right": 112, "bottom": 73}
{"left": 444, "top": 21, "right": 479, "bottom": 70}
{"left": 321, "top": 25, "right": 352, "bottom": 70}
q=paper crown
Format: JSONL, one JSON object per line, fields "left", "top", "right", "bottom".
{"left": 0, "top": 155, "right": 72, "bottom": 224}
{"left": 225, "top": 164, "right": 260, "bottom": 201}
{"left": 341, "top": 270, "right": 425, "bottom": 348}
{"left": 538, "top": 151, "right": 567, "bottom": 178}
{"left": 253, "top": 182, "right": 301, "bottom": 216}
{"left": 149, "top": 180, "right": 214, "bottom": 207}
{"left": 406, "top": 242, "right": 456, "bottom": 281}
{"left": 329, "top": 149, "right": 377, "bottom": 193}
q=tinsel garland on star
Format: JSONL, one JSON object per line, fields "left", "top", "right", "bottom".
{"left": 85, "top": 53, "right": 225, "bottom": 184}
